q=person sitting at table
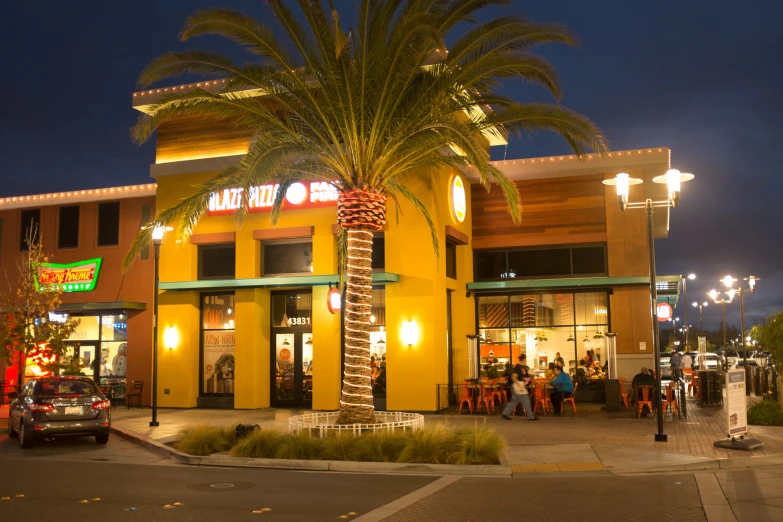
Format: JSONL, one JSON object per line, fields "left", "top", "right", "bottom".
{"left": 483, "top": 364, "right": 499, "bottom": 379}
{"left": 631, "top": 366, "right": 656, "bottom": 413}
{"left": 545, "top": 362, "right": 556, "bottom": 381}
{"left": 555, "top": 352, "right": 565, "bottom": 367}
{"left": 575, "top": 360, "right": 589, "bottom": 385}
{"left": 549, "top": 366, "right": 574, "bottom": 414}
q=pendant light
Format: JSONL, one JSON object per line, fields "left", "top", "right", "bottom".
{"left": 377, "top": 336, "right": 386, "bottom": 345}
{"left": 305, "top": 336, "right": 313, "bottom": 346}
{"left": 567, "top": 330, "right": 575, "bottom": 343}
{"left": 593, "top": 330, "right": 604, "bottom": 340}
{"left": 283, "top": 337, "right": 290, "bottom": 346}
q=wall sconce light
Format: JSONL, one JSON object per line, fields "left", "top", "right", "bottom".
{"left": 327, "top": 284, "right": 341, "bottom": 314}
{"left": 163, "top": 326, "right": 179, "bottom": 350}
{"left": 402, "top": 320, "right": 419, "bottom": 346}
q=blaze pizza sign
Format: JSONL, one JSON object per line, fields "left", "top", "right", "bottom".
{"left": 36, "top": 258, "right": 102, "bottom": 293}
{"left": 207, "top": 182, "right": 339, "bottom": 216}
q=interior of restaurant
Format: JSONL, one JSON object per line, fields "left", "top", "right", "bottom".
{"left": 477, "top": 292, "right": 610, "bottom": 387}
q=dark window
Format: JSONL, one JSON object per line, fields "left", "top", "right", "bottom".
{"left": 97, "top": 201, "right": 121, "bottom": 246}
{"left": 475, "top": 251, "right": 507, "bottom": 280}
{"left": 474, "top": 244, "right": 607, "bottom": 281}
{"left": 572, "top": 246, "right": 606, "bottom": 275}
{"left": 371, "top": 236, "right": 385, "bottom": 270}
{"left": 199, "top": 244, "right": 236, "bottom": 279}
{"left": 57, "top": 206, "right": 80, "bottom": 249}
{"left": 508, "top": 248, "right": 571, "bottom": 278}
{"left": 263, "top": 240, "right": 313, "bottom": 275}
{"left": 446, "top": 242, "right": 457, "bottom": 279}
{"left": 19, "top": 209, "right": 41, "bottom": 251}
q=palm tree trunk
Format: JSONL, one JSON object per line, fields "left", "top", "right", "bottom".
{"left": 336, "top": 190, "right": 386, "bottom": 425}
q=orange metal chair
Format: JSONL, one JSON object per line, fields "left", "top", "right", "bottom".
{"left": 562, "top": 382, "right": 578, "bottom": 415}
{"left": 532, "top": 382, "right": 551, "bottom": 415}
{"left": 690, "top": 373, "right": 700, "bottom": 397}
{"left": 636, "top": 385, "right": 654, "bottom": 418}
{"left": 662, "top": 382, "right": 679, "bottom": 417}
{"left": 457, "top": 384, "right": 474, "bottom": 414}
{"left": 490, "top": 378, "right": 507, "bottom": 405}
{"left": 618, "top": 378, "right": 631, "bottom": 408}
{"left": 475, "top": 382, "right": 495, "bottom": 413}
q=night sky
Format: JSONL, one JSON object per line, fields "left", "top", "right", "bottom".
{"left": 2, "top": 1, "right": 781, "bottom": 332}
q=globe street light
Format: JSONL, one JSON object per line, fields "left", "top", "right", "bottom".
{"left": 149, "top": 223, "right": 172, "bottom": 427}
{"left": 603, "top": 168, "right": 693, "bottom": 443}
{"left": 682, "top": 274, "right": 696, "bottom": 349}
{"left": 692, "top": 301, "right": 708, "bottom": 332}
{"left": 722, "top": 275, "right": 760, "bottom": 395}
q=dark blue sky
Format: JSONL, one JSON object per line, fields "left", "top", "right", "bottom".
{"left": 2, "top": 1, "right": 781, "bottom": 331}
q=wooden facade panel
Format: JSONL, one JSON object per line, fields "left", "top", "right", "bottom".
{"left": 471, "top": 174, "right": 607, "bottom": 249}
{"left": 156, "top": 114, "right": 253, "bottom": 163}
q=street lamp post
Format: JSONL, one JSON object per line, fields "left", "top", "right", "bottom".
{"left": 683, "top": 274, "right": 695, "bottom": 349}
{"left": 692, "top": 301, "right": 708, "bottom": 333}
{"left": 709, "top": 289, "right": 732, "bottom": 371}
{"left": 604, "top": 168, "right": 694, "bottom": 443}
{"left": 722, "top": 275, "right": 760, "bottom": 395}
{"left": 149, "top": 224, "right": 170, "bottom": 428}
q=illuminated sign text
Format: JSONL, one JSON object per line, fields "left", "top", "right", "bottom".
{"left": 36, "top": 258, "right": 102, "bottom": 293}
{"left": 207, "top": 182, "right": 338, "bottom": 216}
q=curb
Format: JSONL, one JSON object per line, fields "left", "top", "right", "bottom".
{"left": 612, "top": 453, "right": 783, "bottom": 474}
{"left": 110, "top": 425, "right": 512, "bottom": 476}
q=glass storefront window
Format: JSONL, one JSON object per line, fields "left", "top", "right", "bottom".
{"left": 202, "top": 294, "right": 235, "bottom": 395}
{"left": 271, "top": 292, "right": 312, "bottom": 327}
{"left": 476, "top": 291, "right": 609, "bottom": 380}
{"left": 263, "top": 240, "right": 313, "bottom": 275}
{"left": 369, "top": 287, "right": 386, "bottom": 394}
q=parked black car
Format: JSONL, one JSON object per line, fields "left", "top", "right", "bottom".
{"left": 6, "top": 376, "right": 111, "bottom": 449}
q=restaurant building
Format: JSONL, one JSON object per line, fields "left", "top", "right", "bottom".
{"left": 131, "top": 83, "right": 683, "bottom": 411}
{"left": 0, "top": 185, "right": 156, "bottom": 405}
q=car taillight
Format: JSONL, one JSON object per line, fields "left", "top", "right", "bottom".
{"left": 91, "top": 400, "right": 111, "bottom": 410}
{"left": 31, "top": 403, "right": 56, "bottom": 413}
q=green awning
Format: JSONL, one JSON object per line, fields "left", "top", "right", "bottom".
{"left": 57, "top": 301, "right": 147, "bottom": 314}
{"left": 159, "top": 272, "right": 401, "bottom": 291}
{"left": 468, "top": 276, "right": 649, "bottom": 292}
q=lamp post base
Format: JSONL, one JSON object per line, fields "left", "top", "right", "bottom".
{"left": 149, "top": 421, "right": 160, "bottom": 427}
{"left": 655, "top": 433, "right": 668, "bottom": 442}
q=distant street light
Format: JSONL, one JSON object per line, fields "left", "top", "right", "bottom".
{"left": 149, "top": 223, "right": 172, "bottom": 428}
{"left": 692, "top": 301, "right": 708, "bottom": 332}
{"left": 721, "top": 275, "right": 760, "bottom": 395}
{"left": 603, "top": 168, "right": 693, "bottom": 443}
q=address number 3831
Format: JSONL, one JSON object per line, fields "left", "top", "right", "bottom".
{"left": 287, "top": 317, "right": 311, "bottom": 326}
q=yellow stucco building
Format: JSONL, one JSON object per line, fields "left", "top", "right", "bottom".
{"left": 133, "top": 85, "right": 681, "bottom": 411}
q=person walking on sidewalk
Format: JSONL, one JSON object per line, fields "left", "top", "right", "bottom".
{"left": 670, "top": 351, "right": 683, "bottom": 381}
{"left": 501, "top": 354, "right": 539, "bottom": 421}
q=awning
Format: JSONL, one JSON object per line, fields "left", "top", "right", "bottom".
{"left": 57, "top": 301, "right": 147, "bottom": 314}
{"left": 159, "top": 272, "right": 401, "bottom": 291}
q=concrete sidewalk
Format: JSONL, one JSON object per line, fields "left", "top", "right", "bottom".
{"left": 109, "top": 394, "right": 783, "bottom": 475}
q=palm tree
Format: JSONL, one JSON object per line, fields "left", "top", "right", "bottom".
{"left": 126, "top": 0, "right": 607, "bottom": 424}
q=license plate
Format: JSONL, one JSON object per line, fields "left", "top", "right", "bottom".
{"left": 65, "top": 406, "right": 82, "bottom": 415}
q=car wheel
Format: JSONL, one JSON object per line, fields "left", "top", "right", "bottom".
{"left": 95, "top": 433, "right": 109, "bottom": 445}
{"left": 7, "top": 416, "right": 18, "bottom": 438}
{"left": 19, "top": 420, "right": 34, "bottom": 449}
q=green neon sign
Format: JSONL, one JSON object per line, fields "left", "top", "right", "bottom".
{"left": 35, "top": 258, "right": 103, "bottom": 293}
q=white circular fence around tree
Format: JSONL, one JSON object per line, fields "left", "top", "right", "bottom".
{"left": 288, "top": 411, "right": 424, "bottom": 438}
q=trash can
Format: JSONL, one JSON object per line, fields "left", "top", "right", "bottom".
{"left": 604, "top": 379, "right": 622, "bottom": 411}
{"left": 753, "top": 367, "right": 763, "bottom": 396}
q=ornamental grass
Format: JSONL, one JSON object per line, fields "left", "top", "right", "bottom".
{"left": 229, "top": 429, "right": 282, "bottom": 458}
{"left": 174, "top": 424, "right": 232, "bottom": 456}
{"left": 747, "top": 400, "right": 783, "bottom": 426}
{"left": 174, "top": 424, "right": 505, "bottom": 464}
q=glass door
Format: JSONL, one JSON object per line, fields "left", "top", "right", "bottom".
{"left": 271, "top": 291, "right": 313, "bottom": 408}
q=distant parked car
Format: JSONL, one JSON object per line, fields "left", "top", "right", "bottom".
{"left": 733, "top": 359, "right": 759, "bottom": 369}
{"left": 721, "top": 349, "right": 740, "bottom": 368}
{"left": 659, "top": 352, "right": 673, "bottom": 378}
{"left": 6, "top": 376, "right": 111, "bottom": 449}
{"left": 689, "top": 351, "right": 720, "bottom": 371}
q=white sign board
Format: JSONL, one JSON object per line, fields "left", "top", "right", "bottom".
{"left": 639, "top": 342, "right": 647, "bottom": 351}
{"left": 725, "top": 369, "right": 748, "bottom": 438}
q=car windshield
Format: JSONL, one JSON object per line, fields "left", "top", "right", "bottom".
{"left": 34, "top": 379, "right": 100, "bottom": 397}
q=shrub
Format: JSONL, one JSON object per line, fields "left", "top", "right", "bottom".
{"left": 175, "top": 424, "right": 232, "bottom": 456}
{"left": 397, "top": 426, "right": 451, "bottom": 464}
{"left": 355, "top": 431, "right": 409, "bottom": 462}
{"left": 320, "top": 433, "right": 361, "bottom": 461}
{"left": 230, "top": 429, "right": 282, "bottom": 458}
{"left": 747, "top": 400, "right": 783, "bottom": 426}
{"left": 275, "top": 432, "right": 326, "bottom": 460}
{"left": 449, "top": 427, "right": 505, "bottom": 465}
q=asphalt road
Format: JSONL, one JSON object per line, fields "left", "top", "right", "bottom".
{"left": 0, "top": 424, "right": 435, "bottom": 521}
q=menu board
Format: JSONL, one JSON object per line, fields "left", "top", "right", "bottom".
{"left": 725, "top": 369, "right": 748, "bottom": 437}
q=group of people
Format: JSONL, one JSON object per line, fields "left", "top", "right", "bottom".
{"left": 668, "top": 350, "right": 693, "bottom": 381}
{"left": 500, "top": 353, "right": 574, "bottom": 420}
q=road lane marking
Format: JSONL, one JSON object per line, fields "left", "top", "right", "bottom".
{"left": 352, "top": 476, "right": 460, "bottom": 522}
{"left": 695, "top": 472, "right": 737, "bottom": 522}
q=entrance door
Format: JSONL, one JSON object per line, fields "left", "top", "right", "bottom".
{"left": 64, "top": 342, "right": 100, "bottom": 381}
{"left": 271, "top": 291, "right": 313, "bottom": 408}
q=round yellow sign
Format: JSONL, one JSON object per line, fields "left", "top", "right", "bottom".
{"left": 450, "top": 175, "right": 466, "bottom": 223}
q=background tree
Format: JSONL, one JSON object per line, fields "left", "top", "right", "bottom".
{"left": 756, "top": 311, "right": 783, "bottom": 365}
{"left": 0, "top": 229, "right": 80, "bottom": 388}
{"left": 125, "top": 0, "right": 607, "bottom": 423}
